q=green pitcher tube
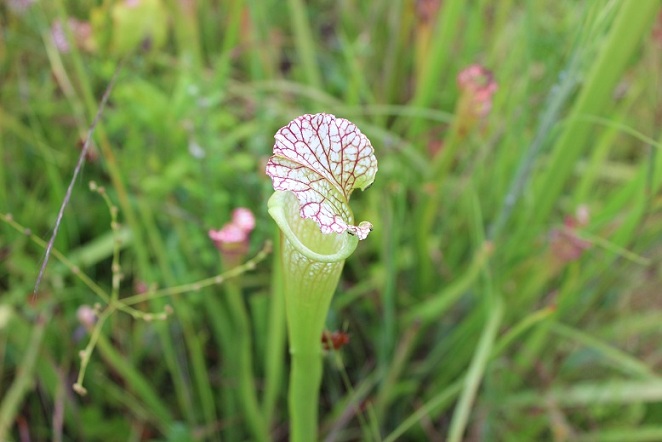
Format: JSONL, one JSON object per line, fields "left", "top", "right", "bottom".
{"left": 268, "top": 190, "right": 358, "bottom": 442}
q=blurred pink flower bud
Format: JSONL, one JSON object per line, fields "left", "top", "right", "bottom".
{"left": 209, "top": 207, "right": 256, "bottom": 259}
{"left": 457, "top": 64, "right": 498, "bottom": 119}
{"left": 51, "top": 18, "right": 93, "bottom": 54}
{"left": 7, "top": 0, "right": 35, "bottom": 14}
{"left": 574, "top": 204, "right": 590, "bottom": 227}
{"left": 415, "top": 0, "right": 441, "bottom": 24}
{"left": 51, "top": 20, "right": 70, "bottom": 53}
{"left": 232, "top": 208, "right": 256, "bottom": 232}
{"left": 209, "top": 224, "right": 249, "bottom": 246}
{"left": 76, "top": 305, "right": 97, "bottom": 330}
{"left": 549, "top": 229, "right": 590, "bottom": 263}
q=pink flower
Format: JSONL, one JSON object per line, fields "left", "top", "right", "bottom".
{"left": 209, "top": 224, "right": 248, "bottom": 245}
{"left": 231, "top": 208, "right": 256, "bottom": 232}
{"left": 76, "top": 305, "right": 97, "bottom": 330}
{"left": 51, "top": 18, "right": 93, "bottom": 53}
{"left": 209, "top": 207, "right": 256, "bottom": 256}
{"left": 7, "top": 0, "right": 35, "bottom": 14}
{"left": 457, "top": 64, "right": 498, "bottom": 119}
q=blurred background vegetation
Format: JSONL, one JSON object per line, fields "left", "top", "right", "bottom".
{"left": 2, "top": 0, "right": 662, "bottom": 440}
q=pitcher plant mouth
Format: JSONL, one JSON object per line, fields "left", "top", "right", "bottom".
{"left": 265, "top": 113, "right": 377, "bottom": 240}
{"left": 268, "top": 191, "right": 359, "bottom": 263}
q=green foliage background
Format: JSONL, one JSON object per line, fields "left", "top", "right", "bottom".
{"left": 2, "top": 0, "right": 662, "bottom": 440}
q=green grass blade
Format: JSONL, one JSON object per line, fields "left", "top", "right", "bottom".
{"left": 530, "top": 0, "right": 661, "bottom": 225}
{"left": 447, "top": 296, "right": 503, "bottom": 442}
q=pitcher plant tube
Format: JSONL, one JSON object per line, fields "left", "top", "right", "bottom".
{"left": 266, "top": 113, "right": 377, "bottom": 441}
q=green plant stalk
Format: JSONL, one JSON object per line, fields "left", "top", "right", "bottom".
{"left": 380, "top": 0, "right": 408, "bottom": 107}
{"left": 405, "top": 241, "right": 492, "bottom": 325}
{"left": 448, "top": 295, "right": 503, "bottom": 442}
{"left": 374, "top": 319, "right": 421, "bottom": 423}
{"left": 406, "top": 0, "right": 464, "bottom": 139}
{"left": 166, "top": 0, "right": 203, "bottom": 69}
{"left": 378, "top": 188, "right": 403, "bottom": 376}
{"left": 551, "top": 323, "right": 657, "bottom": 380}
{"left": 415, "top": 108, "right": 470, "bottom": 293}
{"left": 94, "top": 333, "right": 172, "bottom": 430}
{"left": 0, "top": 313, "right": 47, "bottom": 439}
{"left": 506, "top": 379, "right": 662, "bottom": 408}
{"left": 215, "top": 0, "right": 244, "bottom": 85}
{"left": 134, "top": 201, "right": 197, "bottom": 425}
{"left": 383, "top": 379, "right": 464, "bottom": 442}
{"left": 204, "top": 294, "right": 241, "bottom": 442}
{"left": 287, "top": 0, "right": 322, "bottom": 89}
{"left": 268, "top": 191, "right": 359, "bottom": 442}
{"left": 246, "top": 0, "right": 277, "bottom": 80}
{"left": 223, "top": 275, "right": 269, "bottom": 442}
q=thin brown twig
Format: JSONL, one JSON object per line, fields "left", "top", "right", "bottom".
{"left": 34, "top": 58, "right": 125, "bottom": 297}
